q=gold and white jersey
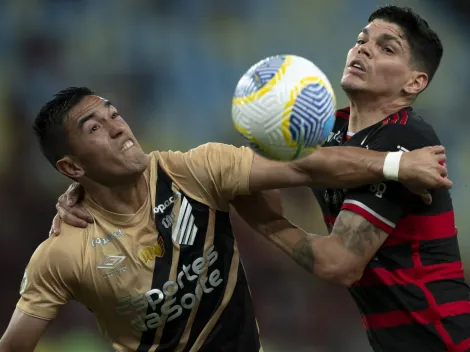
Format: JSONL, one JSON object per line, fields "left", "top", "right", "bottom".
{"left": 17, "top": 143, "right": 262, "bottom": 352}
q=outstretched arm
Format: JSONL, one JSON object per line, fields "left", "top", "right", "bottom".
{"left": 51, "top": 144, "right": 450, "bottom": 235}
{"left": 0, "top": 309, "right": 51, "bottom": 352}
{"left": 249, "top": 145, "right": 450, "bottom": 193}
{"left": 231, "top": 190, "right": 387, "bottom": 286}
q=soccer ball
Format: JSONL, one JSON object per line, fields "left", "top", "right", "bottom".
{"left": 232, "top": 55, "right": 336, "bottom": 160}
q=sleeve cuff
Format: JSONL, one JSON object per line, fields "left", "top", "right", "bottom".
{"left": 341, "top": 199, "right": 396, "bottom": 234}
{"left": 16, "top": 300, "right": 57, "bottom": 321}
{"left": 238, "top": 146, "right": 254, "bottom": 195}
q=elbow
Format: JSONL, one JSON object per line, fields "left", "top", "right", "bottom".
{"left": 315, "top": 262, "right": 364, "bottom": 286}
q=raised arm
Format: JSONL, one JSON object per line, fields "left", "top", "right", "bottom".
{"left": 52, "top": 143, "right": 450, "bottom": 235}
{"left": 249, "top": 145, "right": 450, "bottom": 193}
{"left": 0, "top": 309, "right": 51, "bottom": 352}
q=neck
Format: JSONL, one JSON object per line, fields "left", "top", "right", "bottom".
{"left": 347, "top": 93, "right": 410, "bottom": 133}
{"left": 83, "top": 174, "right": 148, "bottom": 214}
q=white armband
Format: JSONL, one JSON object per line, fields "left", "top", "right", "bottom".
{"left": 383, "top": 151, "right": 403, "bottom": 181}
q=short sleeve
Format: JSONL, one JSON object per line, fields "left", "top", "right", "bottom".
{"left": 16, "top": 232, "right": 83, "bottom": 320}
{"left": 342, "top": 120, "right": 441, "bottom": 234}
{"left": 158, "top": 143, "right": 254, "bottom": 211}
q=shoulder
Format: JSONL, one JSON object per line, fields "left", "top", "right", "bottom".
{"left": 31, "top": 224, "right": 87, "bottom": 269}
{"left": 370, "top": 108, "right": 441, "bottom": 151}
{"left": 155, "top": 143, "right": 253, "bottom": 169}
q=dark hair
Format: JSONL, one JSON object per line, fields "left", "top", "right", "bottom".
{"left": 368, "top": 5, "right": 443, "bottom": 85}
{"left": 33, "top": 87, "right": 94, "bottom": 168}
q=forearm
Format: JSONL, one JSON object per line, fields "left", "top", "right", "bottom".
{"left": 292, "top": 146, "right": 386, "bottom": 189}
{"left": 262, "top": 218, "right": 360, "bottom": 285}
{"left": 0, "top": 338, "right": 28, "bottom": 352}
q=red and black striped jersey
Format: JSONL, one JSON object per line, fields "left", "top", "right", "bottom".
{"left": 312, "top": 107, "right": 470, "bottom": 352}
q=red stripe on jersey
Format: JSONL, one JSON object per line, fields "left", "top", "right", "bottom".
{"left": 390, "top": 113, "right": 400, "bottom": 124}
{"left": 411, "top": 241, "right": 457, "bottom": 350}
{"left": 382, "top": 118, "right": 389, "bottom": 125}
{"left": 387, "top": 212, "right": 456, "bottom": 244}
{"left": 341, "top": 201, "right": 395, "bottom": 234}
{"left": 400, "top": 109, "right": 409, "bottom": 125}
{"left": 456, "top": 338, "right": 470, "bottom": 351}
{"left": 336, "top": 110, "right": 350, "bottom": 120}
{"left": 361, "top": 300, "right": 470, "bottom": 330}
{"left": 356, "top": 261, "right": 464, "bottom": 286}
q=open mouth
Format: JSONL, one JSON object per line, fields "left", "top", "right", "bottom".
{"left": 121, "top": 140, "right": 134, "bottom": 152}
{"left": 349, "top": 60, "right": 366, "bottom": 72}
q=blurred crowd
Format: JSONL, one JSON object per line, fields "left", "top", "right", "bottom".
{"left": 0, "top": 0, "right": 469, "bottom": 351}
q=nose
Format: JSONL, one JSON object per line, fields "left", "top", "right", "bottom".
{"left": 358, "top": 44, "right": 372, "bottom": 59}
{"left": 108, "top": 120, "right": 124, "bottom": 139}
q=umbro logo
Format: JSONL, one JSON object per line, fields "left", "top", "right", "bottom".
{"left": 97, "top": 255, "right": 126, "bottom": 269}
{"left": 172, "top": 197, "right": 198, "bottom": 246}
{"left": 97, "top": 256, "right": 128, "bottom": 280}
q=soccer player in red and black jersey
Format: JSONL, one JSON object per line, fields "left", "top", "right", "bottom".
{"left": 242, "top": 5, "right": 470, "bottom": 352}
{"left": 329, "top": 8, "right": 470, "bottom": 351}
{"left": 230, "top": 5, "right": 468, "bottom": 352}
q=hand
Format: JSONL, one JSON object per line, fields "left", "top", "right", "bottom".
{"left": 399, "top": 146, "right": 452, "bottom": 205}
{"left": 49, "top": 183, "right": 93, "bottom": 237}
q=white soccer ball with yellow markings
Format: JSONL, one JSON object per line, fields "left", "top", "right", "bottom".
{"left": 232, "top": 55, "right": 336, "bottom": 160}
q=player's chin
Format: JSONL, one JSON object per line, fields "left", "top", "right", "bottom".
{"left": 340, "top": 76, "right": 367, "bottom": 94}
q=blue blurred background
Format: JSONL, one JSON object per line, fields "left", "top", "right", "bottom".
{"left": 0, "top": 0, "right": 469, "bottom": 351}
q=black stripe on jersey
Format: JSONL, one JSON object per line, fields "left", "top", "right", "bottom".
{"left": 425, "top": 279, "right": 470, "bottom": 305}
{"left": 350, "top": 284, "right": 430, "bottom": 314}
{"left": 137, "top": 165, "right": 177, "bottom": 352}
{"left": 183, "top": 210, "right": 233, "bottom": 350}
{"left": 156, "top": 193, "right": 210, "bottom": 350}
{"left": 195, "top": 213, "right": 259, "bottom": 351}
{"left": 441, "top": 313, "right": 470, "bottom": 344}
{"left": 406, "top": 190, "right": 453, "bottom": 215}
{"left": 199, "top": 262, "right": 260, "bottom": 351}
{"left": 420, "top": 237, "right": 461, "bottom": 266}
{"left": 368, "top": 243, "right": 414, "bottom": 270}
{"left": 366, "top": 323, "right": 448, "bottom": 352}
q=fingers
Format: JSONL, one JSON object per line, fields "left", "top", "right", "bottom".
{"left": 56, "top": 203, "right": 90, "bottom": 228}
{"left": 69, "top": 206, "right": 94, "bottom": 224}
{"left": 56, "top": 193, "right": 68, "bottom": 208}
{"left": 419, "top": 191, "right": 433, "bottom": 206}
{"left": 49, "top": 214, "right": 62, "bottom": 237}
{"left": 435, "top": 153, "right": 446, "bottom": 164}
{"left": 438, "top": 176, "right": 453, "bottom": 189}
{"left": 66, "top": 183, "right": 83, "bottom": 206}
{"left": 430, "top": 145, "right": 445, "bottom": 155}
{"left": 437, "top": 164, "right": 448, "bottom": 178}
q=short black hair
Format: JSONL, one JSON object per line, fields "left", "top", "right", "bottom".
{"left": 33, "top": 87, "right": 94, "bottom": 168}
{"left": 368, "top": 5, "right": 443, "bottom": 85}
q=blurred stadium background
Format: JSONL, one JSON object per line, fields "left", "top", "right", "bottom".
{"left": 0, "top": 0, "right": 469, "bottom": 351}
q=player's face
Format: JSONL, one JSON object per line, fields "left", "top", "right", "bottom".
{"left": 61, "top": 95, "right": 148, "bottom": 184}
{"left": 340, "top": 20, "right": 418, "bottom": 98}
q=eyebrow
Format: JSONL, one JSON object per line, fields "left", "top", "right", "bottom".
{"left": 77, "top": 100, "right": 112, "bottom": 128}
{"left": 360, "top": 28, "right": 404, "bottom": 49}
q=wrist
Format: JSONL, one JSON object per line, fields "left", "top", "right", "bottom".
{"left": 383, "top": 151, "right": 403, "bottom": 181}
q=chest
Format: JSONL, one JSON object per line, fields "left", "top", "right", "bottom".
{"left": 77, "top": 184, "right": 233, "bottom": 336}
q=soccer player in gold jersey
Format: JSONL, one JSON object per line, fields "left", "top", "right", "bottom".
{"left": 0, "top": 87, "right": 449, "bottom": 352}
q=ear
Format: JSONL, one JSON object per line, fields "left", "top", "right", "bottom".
{"left": 56, "top": 156, "right": 85, "bottom": 179}
{"left": 404, "top": 71, "right": 428, "bottom": 95}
